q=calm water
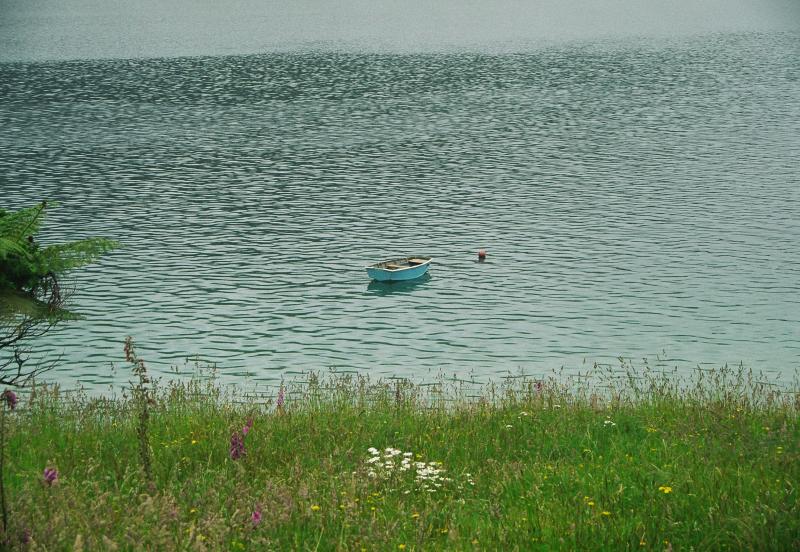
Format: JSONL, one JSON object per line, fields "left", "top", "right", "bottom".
{"left": 1, "top": 32, "right": 799, "bottom": 390}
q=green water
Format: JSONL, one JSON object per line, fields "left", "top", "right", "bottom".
{"left": 1, "top": 7, "right": 799, "bottom": 389}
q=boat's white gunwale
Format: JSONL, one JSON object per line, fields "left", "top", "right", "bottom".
{"left": 364, "top": 257, "right": 432, "bottom": 272}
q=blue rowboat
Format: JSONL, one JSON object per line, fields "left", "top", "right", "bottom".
{"left": 365, "top": 256, "right": 432, "bottom": 282}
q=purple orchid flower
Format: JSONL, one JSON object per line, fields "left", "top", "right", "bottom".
{"left": 230, "top": 431, "right": 245, "bottom": 460}
{"left": 251, "top": 509, "right": 262, "bottom": 525}
{"left": 276, "top": 385, "right": 285, "bottom": 410}
{"left": 43, "top": 467, "right": 58, "bottom": 486}
{"left": 1, "top": 389, "right": 18, "bottom": 410}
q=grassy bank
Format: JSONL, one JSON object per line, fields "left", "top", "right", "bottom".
{"left": 2, "top": 361, "right": 798, "bottom": 550}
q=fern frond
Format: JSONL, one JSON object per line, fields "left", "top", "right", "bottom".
{"left": 0, "top": 202, "right": 47, "bottom": 241}
{"left": 0, "top": 237, "right": 27, "bottom": 260}
{"left": 38, "top": 238, "right": 119, "bottom": 274}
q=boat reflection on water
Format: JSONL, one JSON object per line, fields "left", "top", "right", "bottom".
{"left": 365, "top": 273, "right": 432, "bottom": 296}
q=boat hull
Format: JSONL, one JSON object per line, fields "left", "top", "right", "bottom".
{"left": 365, "top": 257, "right": 432, "bottom": 282}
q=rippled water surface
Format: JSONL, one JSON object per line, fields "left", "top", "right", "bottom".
{"left": 2, "top": 33, "right": 799, "bottom": 389}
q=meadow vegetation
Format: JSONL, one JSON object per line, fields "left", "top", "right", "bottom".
{"left": 1, "top": 350, "right": 798, "bottom": 551}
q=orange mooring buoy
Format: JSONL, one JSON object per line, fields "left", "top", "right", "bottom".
{"left": 478, "top": 249, "right": 487, "bottom": 261}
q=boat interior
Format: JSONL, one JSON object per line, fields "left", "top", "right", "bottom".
{"left": 378, "top": 257, "right": 430, "bottom": 270}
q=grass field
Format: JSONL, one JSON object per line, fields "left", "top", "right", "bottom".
{"left": 1, "top": 354, "right": 798, "bottom": 550}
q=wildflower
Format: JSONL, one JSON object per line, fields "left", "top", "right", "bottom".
{"left": 587, "top": 501, "right": 595, "bottom": 506}
{"left": 230, "top": 431, "right": 246, "bottom": 460}
{"left": 505, "top": 424, "right": 513, "bottom": 429}
{"left": 251, "top": 509, "right": 262, "bottom": 525}
{"left": 311, "top": 505, "right": 320, "bottom": 511}
{"left": 604, "top": 419, "right": 616, "bottom": 427}
{"left": 276, "top": 385, "right": 285, "bottom": 410}
{"left": 368, "top": 447, "right": 379, "bottom": 455}
{"left": 398, "top": 545, "right": 406, "bottom": 550}
{"left": 191, "top": 439, "right": 197, "bottom": 445}
{"left": 243, "top": 418, "right": 254, "bottom": 436}
{"left": 124, "top": 337, "right": 134, "bottom": 362}
{"left": 601, "top": 511, "right": 611, "bottom": 516}
{"left": 43, "top": 467, "right": 58, "bottom": 486}
{"left": 411, "top": 512, "right": 420, "bottom": 519}
{"left": 1, "top": 389, "right": 17, "bottom": 410}
{"left": 658, "top": 486, "right": 673, "bottom": 494}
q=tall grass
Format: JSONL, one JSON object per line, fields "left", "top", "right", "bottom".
{"left": 2, "top": 362, "right": 798, "bottom": 550}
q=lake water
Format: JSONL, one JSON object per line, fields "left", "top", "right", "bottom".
{"left": 1, "top": 25, "right": 799, "bottom": 390}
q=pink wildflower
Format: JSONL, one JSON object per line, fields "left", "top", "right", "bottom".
{"left": 1, "top": 389, "right": 17, "bottom": 410}
{"left": 230, "top": 431, "right": 245, "bottom": 460}
{"left": 251, "top": 509, "right": 262, "bottom": 525}
{"left": 243, "top": 418, "right": 254, "bottom": 436}
{"left": 43, "top": 467, "right": 58, "bottom": 486}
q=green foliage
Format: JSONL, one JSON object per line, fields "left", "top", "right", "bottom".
{"left": 0, "top": 202, "right": 117, "bottom": 385}
{"left": 3, "top": 365, "right": 799, "bottom": 550}
{"left": 0, "top": 202, "right": 117, "bottom": 298}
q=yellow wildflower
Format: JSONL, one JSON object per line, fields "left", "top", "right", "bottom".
{"left": 398, "top": 545, "right": 406, "bottom": 550}
{"left": 658, "top": 486, "right": 673, "bottom": 494}
{"left": 311, "top": 505, "right": 321, "bottom": 511}
{"left": 601, "top": 511, "right": 611, "bottom": 516}
{"left": 411, "top": 512, "right": 420, "bottom": 519}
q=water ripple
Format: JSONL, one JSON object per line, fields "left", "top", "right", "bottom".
{"left": 1, "top": 33, "right": 799, "bottom": 389}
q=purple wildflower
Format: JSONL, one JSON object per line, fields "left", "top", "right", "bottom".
{"left": 1, "top": 389, "right": 18, "bottom": 410}
{"left": 251, "top": 509, "right": 262, "bottom": 525}
{"left": 230, "top": 431, "right": 246, "bottom": 460}
{"left": 276, "top": 385, "right": 285, "bottom": 410}
{"left": 43, "top": 467, "right": 58, "bottom": 486}
{"left": 243, "top": 418, "right": 254, "bottom": 436}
